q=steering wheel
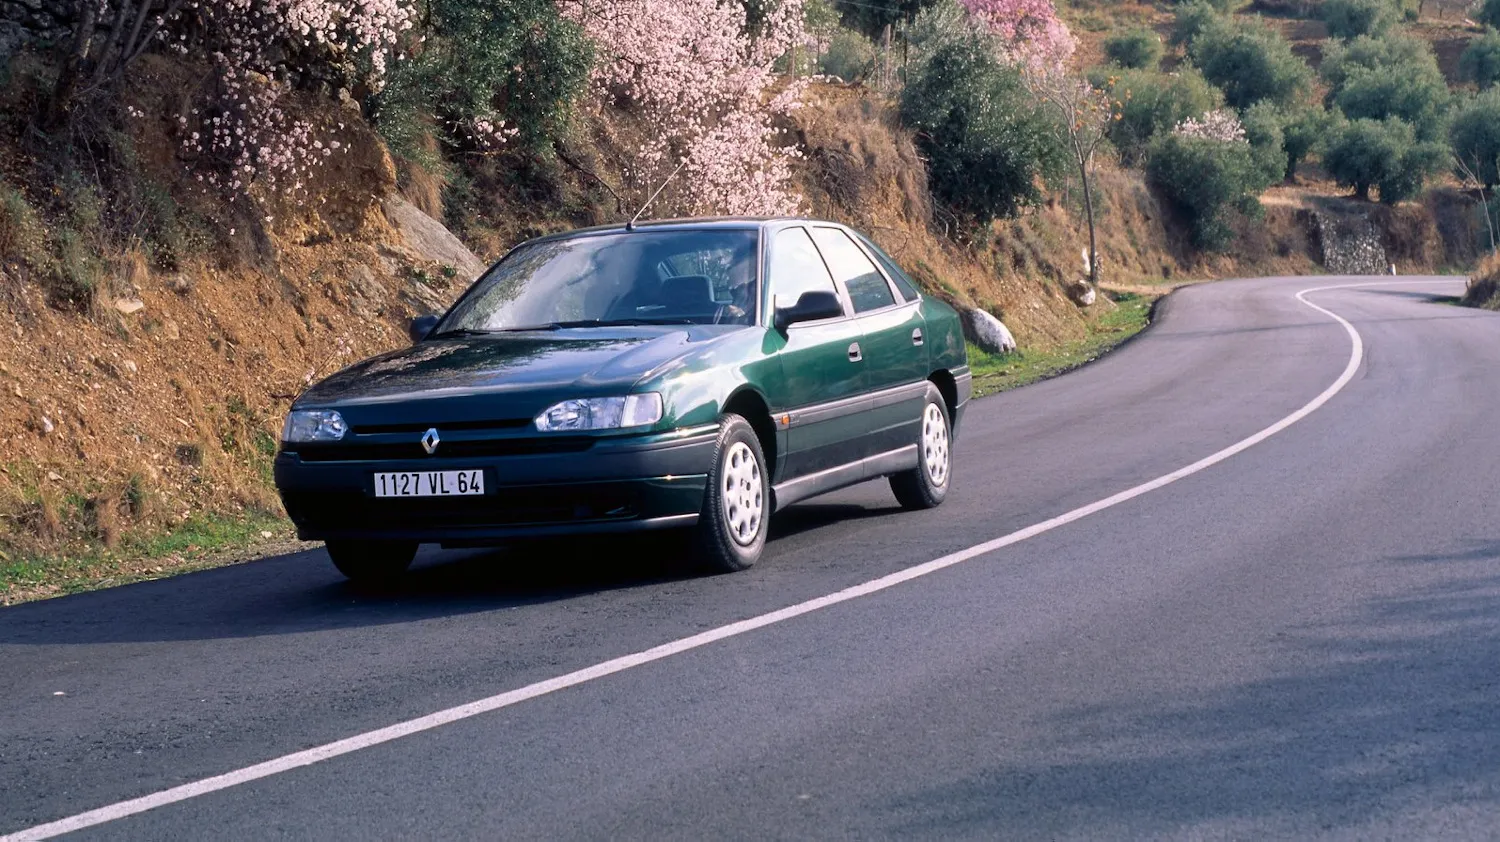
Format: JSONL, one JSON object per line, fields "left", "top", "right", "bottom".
{"left": 713, "top": 303, "right": 747, "bottom": 325}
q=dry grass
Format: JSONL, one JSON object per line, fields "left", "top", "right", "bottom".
{"left": 1463, "top": 253, "right": 1500, "bottom": 310}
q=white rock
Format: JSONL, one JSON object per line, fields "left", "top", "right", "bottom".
{"left": 382, "top": 196, "right": 486, "bottom": 282}
{"left": 114, "top": 298, "right": 145, "bottom": 315}
{"left": 122, "top": 359, "right": 138, "bottom": 375}
{"left": 961, "top": 308, "right": 1017, "bottom": 354}
{"left": 40, "top": 415, "right": 54, "bottom": 435}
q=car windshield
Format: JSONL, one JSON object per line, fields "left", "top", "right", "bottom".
{"left": 436, "top": 229, "right": 761, "bottom": 333}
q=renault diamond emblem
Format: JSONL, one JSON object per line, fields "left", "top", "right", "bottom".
{"left": 421, "top": 427, "right": 441, "bottom": 455}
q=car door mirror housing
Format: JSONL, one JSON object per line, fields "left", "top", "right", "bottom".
{"left": 774, "top": 291, "right": 843, "bottom": 331}
{"left": 409, "top": 314, "right": 440, "bottom": 343}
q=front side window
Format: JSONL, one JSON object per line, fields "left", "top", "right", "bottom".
{"left": 437, "top": 229, "right": 760, "bottom": 332}
{"left": 768, "top": 227, "right": 841, "bottom": 311}
{"left": 811, "top": 227, "right": 896, "bottom": 313}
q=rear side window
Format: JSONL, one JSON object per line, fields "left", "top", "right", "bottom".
{"left": 856, "top": 234, "right": 920, "bottom": 302}
{"left": 768, "top": 227, "right": 841, "bottom": 310}
{"left": 811, "top": 227, "right": 896, "bottom": 313}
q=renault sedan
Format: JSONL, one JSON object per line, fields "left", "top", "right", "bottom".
{"left": 274, "top": 218, "right": 971, "bottom": 582}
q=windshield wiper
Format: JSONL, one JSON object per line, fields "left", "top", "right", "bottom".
{"left": 544, "top": 318, "right": 698, "bottom": 328}
{"left": 427, "top": 327, "right": 495, "bottom": 339}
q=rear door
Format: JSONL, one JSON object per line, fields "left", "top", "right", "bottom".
{"left": 763, "top": 226, "right": 868, "bottom": 480}
{"left": 809, "top": 226, "right": 927, "bottom": 459}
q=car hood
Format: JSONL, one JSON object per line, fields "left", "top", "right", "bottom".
{"left": 296, "top": 326, "right": 736, "bottom": 408}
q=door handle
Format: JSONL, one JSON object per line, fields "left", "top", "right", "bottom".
{"left": 911, "top": 328, "right": 923, "bottom": 346}
{"left": 848, "top": 342, "right": 862, "bottom": 362}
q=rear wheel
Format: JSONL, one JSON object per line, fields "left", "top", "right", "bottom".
{"left": 325, "top": 539, "right": 418, "bottom": 585}
{"left": 890, "top": 383, "right": 952, "bottom": 510}
{"left": 692, "top": 413, "right": 769, "bottom": 573}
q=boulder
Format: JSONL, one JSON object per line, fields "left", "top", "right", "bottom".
{"left": 345, "top": 263, "right": 389, "bottom": 317}
{"left": 961, "top": 308, "right": 1017, "bottom": 354}
{"left": 1065, "top": 280, "right": 1097, "bottom": 307}
{"left": 382, "top": 197, "right": 486, "bottom": 283}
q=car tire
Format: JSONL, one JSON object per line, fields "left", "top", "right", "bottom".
{"left": 693, "top": 413, "right": 769, "bottom": 573}
{"left": 325, "top": 539, "right": 418, "bottom": 585}
{"left": 890, "top": 383, "right": 952, "bottom": 510}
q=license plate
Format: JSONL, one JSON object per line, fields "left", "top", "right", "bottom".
{"left": 374, "top": 470, "right": 484, "bottom": 498}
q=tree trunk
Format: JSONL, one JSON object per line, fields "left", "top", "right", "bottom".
{"left": 1077, "top": 144, "right": 1099, "bottom": 286}
{"left": 44, "top": 0, "right": 101, "bottom": 132}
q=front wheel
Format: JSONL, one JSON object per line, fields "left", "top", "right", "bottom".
{"left": 692, "top": 413, "right": 769, "bottom": 573}
{"left": 889, "top": 383, "right": 952, "bottom": 510}
{"left": 325, "top": 539, "right": 418, "bottom": 585}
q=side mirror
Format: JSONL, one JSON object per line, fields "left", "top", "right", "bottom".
{"left": 409, "top": 314, "right": 440, "bottom": 343}
{"left": 773, "top": 291, "right": 844, "bottom": 331}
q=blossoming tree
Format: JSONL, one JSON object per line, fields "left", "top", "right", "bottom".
{"left": 958, "top": 0, "right": 1076, "bottom": 72}
{"left": 559, "top": 0, "right": 808, "bottom": 218}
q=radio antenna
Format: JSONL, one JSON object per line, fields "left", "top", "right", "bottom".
{"left": 627, "top": 158, "right": 689, "bottom": 231}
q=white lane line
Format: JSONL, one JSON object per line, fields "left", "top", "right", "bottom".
{"left": 2, "top": 278, "right": 1459, "bottom": 842}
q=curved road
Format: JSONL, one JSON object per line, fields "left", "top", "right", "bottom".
{"left": 4, "top": 275, "right": 1500, "bottom": 840}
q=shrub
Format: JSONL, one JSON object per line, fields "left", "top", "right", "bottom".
{"left": 1322, "top": 117, "right": 1449, "bottom": 203}
{"left": 819, "top": 29, "right": 877, "bottom": 80}
{"left": 1321, "top": 34, "right": 1451, "bottom": 140}
{"left": 1479, "top": 0, "right": 1500, "bottom": 29}
{"left": 1463, "top": 253, "right": 1500, "bottom": 309}
{"left": 900, "top": 34, "right": 1066, "bottom": 222}
{"left": 1098, "top": 66, "right": 1224, "bottom": 165}
{"left": 1146, "top": 131, "right": 1273, "bottom": 250}
{"left": 1171, "top": 0, "right": 1225, "bottom": 47}
{"left": 1189, "top": 19, "right": 1313, "bottom": 109}
{"left": 1459, "top": 28, "right": 1500, "bottom": 90}
{"left": 1320, "top": 0, "right": 1398, "bottom": 39}
{"left": 1176, "top": 0, "right": 1237, "bottom": 12}
{"left": 0, "top": 181, "right": 49, "bottom": 275}
{"left": 905, "top": 0, "right": 972, "bottom": 74}
{"left": 1104, "top": 28, "right": 1164, "bottom": 69}
{"left": 1449, "top": 88, "right": 1500, "bottom": 187}
{"left": 1242, "top": 101, "right": 1290, "bottom": 184}
{"left": 376, "top": 0, "right": 592, "bottom": 161}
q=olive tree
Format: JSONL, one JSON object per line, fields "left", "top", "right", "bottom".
{"left": 1188, "top": 19, "right": 1313, "bottom": 110}
{"left": 1321, "top": 34, "right": 1451, "bottom": 140}
{"left": 1459, "top": 28, "right": 1500, "bottom": 90}
{"left": 1320, "top": 0, "right": 1398, "bottom": 39}
{"left": 1322, "top": 117, "right": 1448, "bottom": 203}
{"left": 1449, "top": 88, "right": 1500, "bottom": 188}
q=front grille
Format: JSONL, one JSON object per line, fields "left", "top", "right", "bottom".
{"left": 292, "top": 436, "right": 594, "bottom": 462}
{"left": 350, "top": 418, "right": 531, "bottom": 435}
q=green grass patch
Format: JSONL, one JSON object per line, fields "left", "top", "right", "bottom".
{"left": 1, "top": 510, "right": 294, "bottom": 605}
{"left": 969, "top": 293, "right": 1157, "bottom": 398}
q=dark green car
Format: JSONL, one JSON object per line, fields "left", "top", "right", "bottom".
{"left": 274, "top": 218, "right": 971, "bottom": 581}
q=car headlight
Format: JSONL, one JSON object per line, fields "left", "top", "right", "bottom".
{"left": 534, "top": 393, "right": 663, "bottom": 432}
{"left": 281, "top": 409, "right": 348, "bottom": 443}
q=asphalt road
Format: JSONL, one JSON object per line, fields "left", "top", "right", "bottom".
{"left": 4, "top": 275, "right": 1499, "bottom": 841}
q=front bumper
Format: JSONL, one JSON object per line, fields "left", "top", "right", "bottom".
{"left": 273, "top": 424, "right": 718, "bottom": 545}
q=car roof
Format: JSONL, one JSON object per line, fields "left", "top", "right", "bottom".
{"left": 518, "top": 216, "right": 851, "bottom": 247}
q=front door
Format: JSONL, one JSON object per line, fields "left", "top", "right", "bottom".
{"left": 809, "top": 226, "right": 928, "bottom": 459}
{"left": 762, "top": 226, "right": 868, "bottom": 481}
